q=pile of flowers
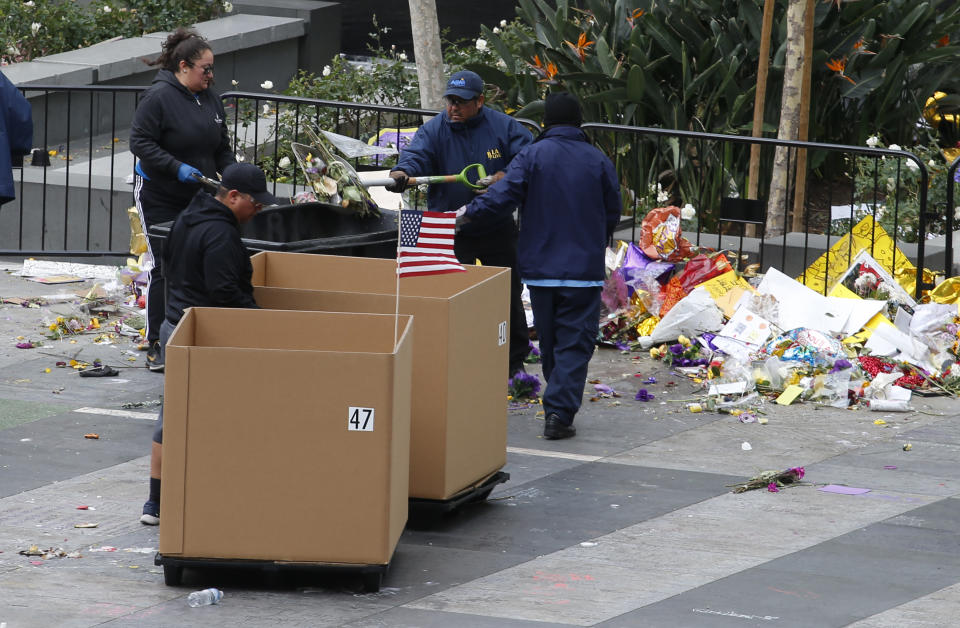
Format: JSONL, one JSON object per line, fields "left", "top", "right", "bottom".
{"left": 45, "top": 315, "right": 100, "bottom": 340}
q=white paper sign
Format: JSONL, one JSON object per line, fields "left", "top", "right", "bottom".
{"left": 348, "top": 407, "right": 375, "bottom": 431}
{"left": 497, "top": 321, "right": 507, "bottom": 346}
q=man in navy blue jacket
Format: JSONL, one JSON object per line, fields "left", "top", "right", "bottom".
{"left": 389, "top": 70, "right": 534, "bottom": 377}
{"left": 461, "top": 92, "right": 621, "bottom": 440}
{"left": 0, "top": 70, "right": 33, "bottom": 206}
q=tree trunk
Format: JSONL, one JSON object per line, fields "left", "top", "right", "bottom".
{"left": 408, "top": 0, "right": 445, "bottom": 110}
{"left": 766, "top": 0, "right": 808, "bottom": 238}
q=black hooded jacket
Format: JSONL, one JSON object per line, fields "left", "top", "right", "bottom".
{"left": 164, "top": 190, "right": 258, "bottom": 324}
{"left": 130, "top": 69, "right": 235, "bottom": 206}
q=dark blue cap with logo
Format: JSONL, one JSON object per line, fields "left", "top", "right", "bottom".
{"left": 444, "top": 70, "right": 484, "bottom": 100}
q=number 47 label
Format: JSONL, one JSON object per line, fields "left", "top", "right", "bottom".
{"left": 348, "top": 407, "right": 375, "bottom": 431}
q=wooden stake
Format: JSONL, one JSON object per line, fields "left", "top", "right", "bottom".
{"left": 791, "top": 0, "right": 815, "bottom": 232}
{"left": 748, "top": 0, "right": 776, "bottom": 202}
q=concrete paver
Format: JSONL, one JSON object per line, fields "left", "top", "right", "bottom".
{"left": 1, "top": 263, "right": 959, "bottom": 627}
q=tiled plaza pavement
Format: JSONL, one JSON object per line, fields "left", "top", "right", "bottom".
{"left": 1, "top": 265, "right": 958, "bottom": 627}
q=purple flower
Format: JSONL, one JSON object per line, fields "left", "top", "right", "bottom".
{"left": 615, "top": 342, "right": 629, "bottom": 351}
{"left": 594, "top": 383, "right": 615, "bottom": 394}
{"left": 635, "top": 389, "right": 654, "bottom": 401}
{"left": 788, "top": 466, "right": 805, "bottom": 480}
{"left": 508, "top": 371, "right": 542, "bottom": 398}
{"left": 669, "top": 344, "right": 684, "bottom": 355}
{"left": 15, "top": 342, "right": 34, "bottom": 349}
{"left": 767, "top": 482, "right": 780, "bottom": 493}
{"left": 644, "top": 376, "right": 657, "bottom": 384}
{"left": 829, "top": 359, "right": 852, "bottom": 373}
{"left": 955, "top": 168, "right": 960, "bottom": 183}
{"left": 680, "top": 358, "right": 691, "bottom": 366}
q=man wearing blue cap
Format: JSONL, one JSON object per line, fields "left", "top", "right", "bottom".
{"left": 388, "top": 70, "right": 534, "bottom": 379}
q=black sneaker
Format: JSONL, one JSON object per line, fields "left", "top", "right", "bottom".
{"left": 146, "top": 340, "right": 164, "bottom": 373}
{"left": 543, "top": 413, "right": 576, "bottom": 440}
{"left": 140, "top": 500, "right": 159, "bottom": 526}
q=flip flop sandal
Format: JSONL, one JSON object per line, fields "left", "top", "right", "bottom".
{"left": 78, "top": 365, "right": 119, "bottom": 377}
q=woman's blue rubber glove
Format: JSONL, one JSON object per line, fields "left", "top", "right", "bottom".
{"left": 177, "top": 163, "right": 203, "bottom": 183}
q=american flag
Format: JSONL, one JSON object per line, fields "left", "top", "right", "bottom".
{"left": 397, "top": 209, "right": 465, "bottom": 278}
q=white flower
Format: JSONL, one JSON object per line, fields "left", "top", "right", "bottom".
{"left": 680, "top": 203, "right": 696, "bottom": 220}
{"left": 25, "top": 1, "right": 34, "bottom": 6}
{"left": 102, "top": 5, "right": 111, "bottom": 12}
{"left": 928, "top": 159, "right": 937, "bottom": 167}
{"left": 7, "top": 45, "right": 19, "bottom": 56}
{"left": 322, "top": 65, "right": 331, "bottom": 77}
{"left": 278, "top": 156, "right": 291, "bottom": 169}
{"left": 500, "top": 19, "right": 507, "bottom": 27}
{"left": 888, "top": 143, "right": 901, "bottom": 152}
{"left": 476, "top": 38, "right": 488, "bottom": 52}
{"left": 886, "top": 177, "right": 896, "bottom": 191}
{"left": 493, "top": 27, "right": 501, "bottom": 34}
{"left": 31, "top": 22, "right": 41, "bottom": 35}
{"left": 496, "top": 59, "right": 507, "bottom": 69}
{"left": 954, "top": 206, "right": 960, "bottom": 221}
{"left": 906, "top": 160, "right": 918, "bottom": 171}
{"left": 260, "top": 80, "right": 273, "bottom": 90}
{"left": 235, "top": 153, "right": 245, "bottom": 162}
{"left": 398, "top": 52, "right": 407, "bottom": 61}
{"left": 656, "top": 183, "right": 669, "bottom": 204}
{"left": 222, "top": 1, "right": 233, "bottom": 11}
{"left": 231, "top": 79, "right": 238, "bottom": 86}
{"left": 866, "top": 135, "right": 880, "bottom": 148}
{"left": 262, "top": 104, "right": 271, "bottom": 115}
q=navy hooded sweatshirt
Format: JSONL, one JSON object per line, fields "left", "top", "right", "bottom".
{"left": 163, "top": 191, "right": 258, "bottom": 324}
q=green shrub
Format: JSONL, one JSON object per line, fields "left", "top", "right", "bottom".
{"left": 0, "top": 0, "right": 226, "bottom": 65}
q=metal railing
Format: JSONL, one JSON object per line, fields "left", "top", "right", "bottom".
{"left": 3, "top": 84, "right": 953, "bottom": 301}
{"left": 582, "top": 123, "right": 943, "bottom": 298}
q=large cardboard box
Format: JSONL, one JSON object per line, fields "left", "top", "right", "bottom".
{"left": 159, "top": 307, "right": 413, "bottom": 566}
{"left": 250, "top": 251, "right": 509, "bottom": 501}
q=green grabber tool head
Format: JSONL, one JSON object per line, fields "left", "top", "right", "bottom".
{"left": 457, "top": 163, "right": 488, "bottom": 189}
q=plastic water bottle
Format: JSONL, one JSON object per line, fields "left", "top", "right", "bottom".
{"left": 187, "top": 588, "right": 223, "bottom": 607}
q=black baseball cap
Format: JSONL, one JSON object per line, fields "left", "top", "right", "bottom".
{"left": 220, "top": 163, "right": 278, "bottom": 206}
{"left": 444, "top": 70, "right": 483, "bottom": 100}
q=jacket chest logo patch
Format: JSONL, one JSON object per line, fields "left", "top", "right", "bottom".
{"left": 486, "top": 148, "right": 502, "bottom": 160}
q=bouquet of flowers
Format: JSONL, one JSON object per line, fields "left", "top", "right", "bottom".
{"left": 508, "top": 371, "right": 542, "bottom": 400}
{"left": 650, "top": 335, "right": 709, "bottom": 367}
{"left": 730, "top": 467, "right": 805, "bottom": 493}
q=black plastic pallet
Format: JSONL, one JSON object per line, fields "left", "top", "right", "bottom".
{"left": 408, "top": 470, "right": 510, "bottom": 523}
{"left": 154, "top": 552, "right": 390, "bottom": 592}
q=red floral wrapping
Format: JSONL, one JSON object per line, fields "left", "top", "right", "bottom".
{"left": 857, "top": 356, "right": 926, "bottom": 389}
{"left": 658, "top": 276, "right": 688, "bottom": 318}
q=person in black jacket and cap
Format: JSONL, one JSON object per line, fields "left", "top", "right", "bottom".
{"left": 130, "top": 27, "right": 235, "bottom": 373}
{"left": 459, "top": 92, "right": 621, "bottom": 440}
{"left": 139, "top": 162, "right": 276, "bottom": 525}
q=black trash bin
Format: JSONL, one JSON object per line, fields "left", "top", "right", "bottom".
{"left": 148, "top": 202, "right": 399, "bottom": 258}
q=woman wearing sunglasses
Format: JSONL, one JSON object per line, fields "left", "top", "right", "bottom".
{"left": 130, "top": 27, "right": 235, "bottom": 375}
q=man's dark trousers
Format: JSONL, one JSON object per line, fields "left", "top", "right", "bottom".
{"left": 529, "top": 285, "right": 601, "bottom": 426}
{"left": 454, "top": 222, "right": 529, "bottom": 370}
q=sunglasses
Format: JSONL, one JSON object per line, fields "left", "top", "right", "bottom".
{"left": 189, "top": 63, "right": 214, "bottom": 76}
{"left": 444, "top": 96, "right": 477, "bottom": 107}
